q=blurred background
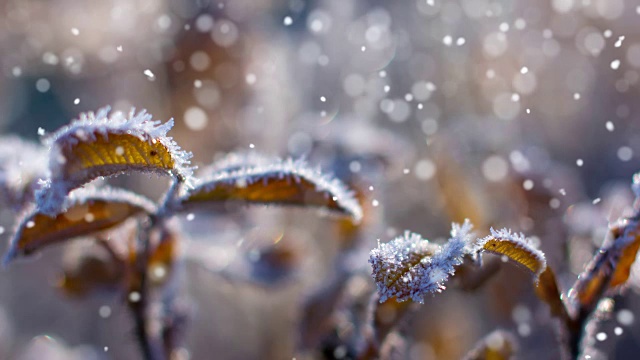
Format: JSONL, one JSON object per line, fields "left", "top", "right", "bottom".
{"left": 1, "top": 0, "right": 640, "bottom": 359}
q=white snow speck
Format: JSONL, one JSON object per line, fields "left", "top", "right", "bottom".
{"left": 611, "top": 59, "right": 620, "bottom": 70}
{"left": 143, "top": 69, "right": 155, "bottom": 80}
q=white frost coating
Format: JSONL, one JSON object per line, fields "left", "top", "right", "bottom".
{"left": 184, "top": 157, "right": 363, "bottom": 221}
{"left": 0, "top": 136, "right": 48, "bottom": 206}
{"left": 3, "top": 186, "right": 156, "bottom": 265}
{"left": 66, "top": 186, "right": 157, "bottom": 215}
{"left": 42, "top": 106, "right": 193, "bottom": 178}
{"left": 200, "top": 151, "right": 272, "bottom": 176}
{"left": 35, "top": 106, "right": 193, "bottom": 215}
{"left": 369, "top": 221, "right": 474, "bottom": 303}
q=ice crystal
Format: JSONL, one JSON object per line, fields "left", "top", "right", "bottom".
{"left": 369, "top": 221, "right": 475, "bottom": 303}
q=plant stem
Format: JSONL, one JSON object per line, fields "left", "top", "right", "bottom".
{"left": 132, "top": 175, "right": 184, "bottom": 360}
{"left": 357, "top": 295, "right": 414, "bottom": 360}
{"left": 129, "top": 221, "right": 163, "bottom": 360}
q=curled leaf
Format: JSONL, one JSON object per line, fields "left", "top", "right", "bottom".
{"left": 462, "top": 329, "right": 518, "bottom": 360}
{"left": 369, "top": 220, "right": 474, "bottom": 303}
{"left": 478, "top": 228, "right": 546, "bottom": 279}
{"left": 568, "top": 218, "right": 640, "bottom": 312}
{"left": 608, "top": 219, "right": 640, "bottom": 288}
{"left": 4, "top": 187, "right": 156, "bottom": 264}
{"left": 180, "top": 158, "right": 362, "bottom": 221}
{"left": 36, "top": 107, "right": 192, "bottom": 215}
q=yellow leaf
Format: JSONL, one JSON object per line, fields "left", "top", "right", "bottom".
{"left": 480, "top": 228, "right": 546, "bottom": 278}
{"left": 59, "top": 133, "right": 176, "bottom": 182}
{"left": 36, "top": 107, "right": 192, "bottom": 215}
{"left": 180, "top": 158, "right": 362, "bottom": 221}
{"left": 4, "top": 188, "right": 155, "bottom": 264}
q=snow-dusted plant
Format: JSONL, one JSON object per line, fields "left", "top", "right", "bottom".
{"left": 365, "top": 174, "right": 640, "bottom": 360}
{"left": 369, "top": 220, "right": 546, "bottom": 304}
{"left": 2, "top": 106, "right": 362, "bottom": 360}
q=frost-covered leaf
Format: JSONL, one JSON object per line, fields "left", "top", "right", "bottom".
{"left": 35, "top": 107, "right": 192, "bottom": 215}
{"left": 462, "top": 329, "right": 518, "bottom": 360}
{"left": 179, "top": 158, "right": 362, "bottom": 221}
{"left": 0, "top": 136, "right": 48, "bottom": 208}
{"left": 4, "top": 187, "right": 156, "bottom": 264}
{"left": 369, "top": 220, "right": 474, "bottom": 303}
{"left": 568, "top": 218, "right": 640, "bottom": 311}
{"left": 478, "top": 228, "right": 546, "bottom": 279}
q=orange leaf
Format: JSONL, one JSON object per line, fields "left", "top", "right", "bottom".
{"left": 4, "top": 188, "right": 155, "bottom": 264}
{"left": 180, "top": 158, "right": 362, "bottom": 221}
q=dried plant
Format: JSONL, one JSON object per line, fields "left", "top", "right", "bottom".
{"left": 364, "top": 175, "right": 640, "bottom": 360}
{"left": 2, "top": 106, "right": 362, "bottom": 360}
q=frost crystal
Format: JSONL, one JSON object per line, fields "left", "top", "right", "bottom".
{"left": 43, "top": 106, "right": 193, "bottom": 178}
{"left": 200, "top": 151, "right": 272, "bottom": 175}
{"left": 369, "top": 221, "right": 475, "bottom": 303}
{"left": 35, "top": 106, "right": 193, "bottom": 215}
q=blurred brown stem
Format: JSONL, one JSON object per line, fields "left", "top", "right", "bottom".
{"left": 357, "top": 295, "right": 414, "bottom": 360}
{"left": 129, "top": 222, "right": 164, "bottom": 360}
